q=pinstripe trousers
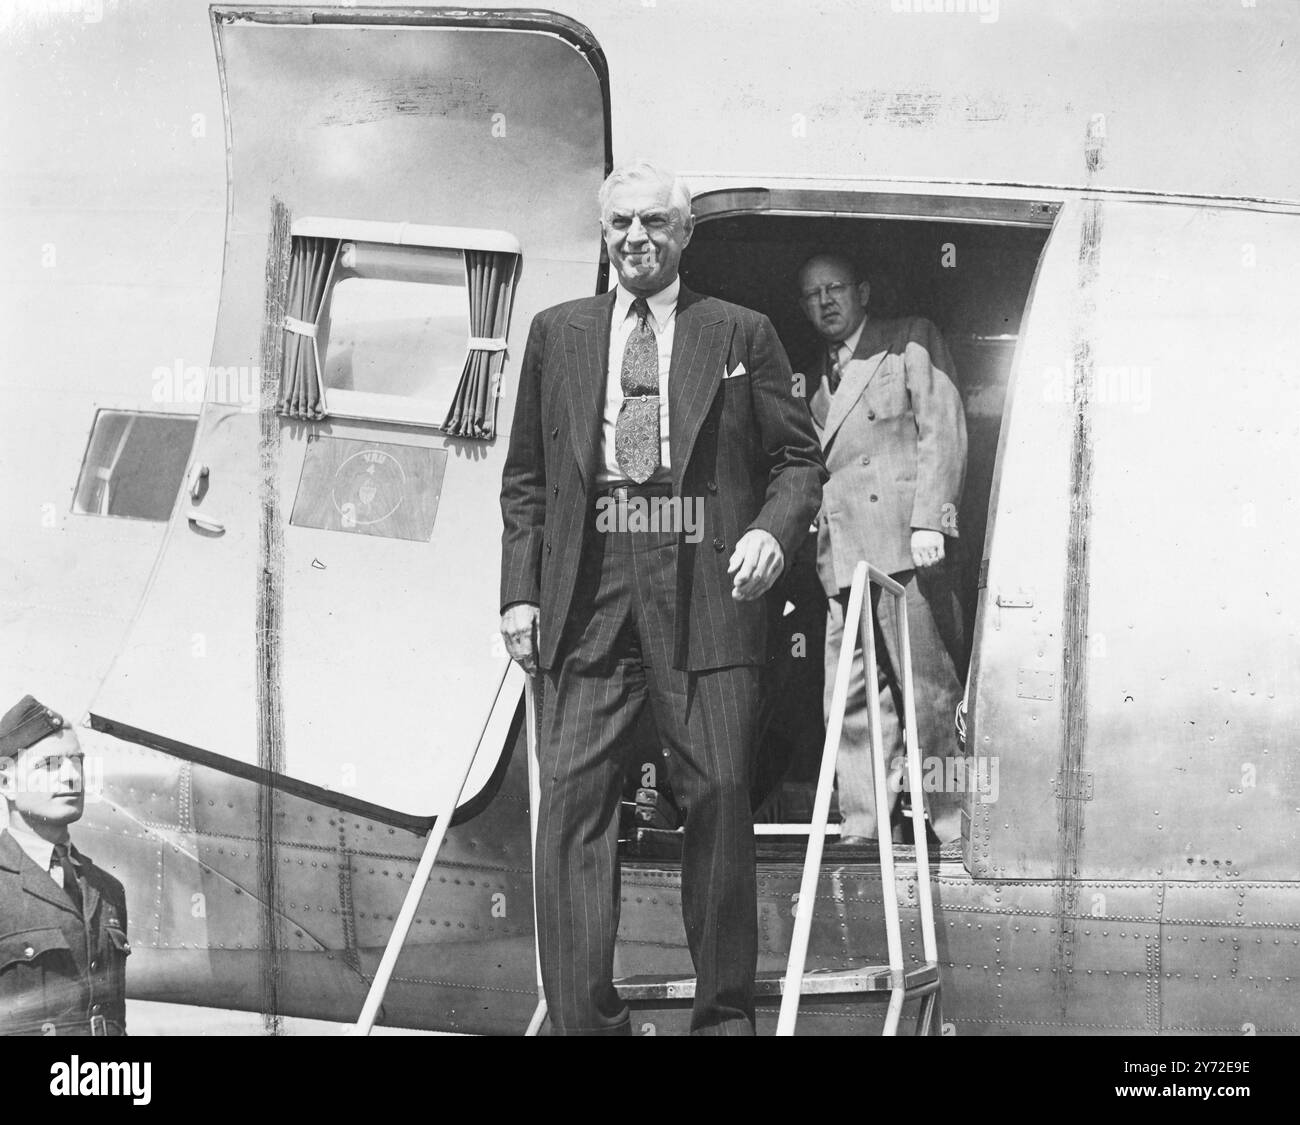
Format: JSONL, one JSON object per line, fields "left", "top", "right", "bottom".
{"left": 536, "top": 514, "right": 761, "bottom": 1036}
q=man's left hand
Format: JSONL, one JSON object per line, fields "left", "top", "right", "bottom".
{"left": 729, "top": 529, "right": 785, "bottom": 601}
{"left": 911, "top": 529, "right": 946, "bottom": 569}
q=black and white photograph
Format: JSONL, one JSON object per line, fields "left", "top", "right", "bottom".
{"left": 0, "top": 0, "right": 1296, "bottom": 1081}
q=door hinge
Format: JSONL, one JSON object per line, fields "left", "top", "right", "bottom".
{"left": 1051, "top": 770, "right": 1094, "bottom": 802}
{"left": 1016, "top": 668, "right": 1055, "bottom": 700}
{"left": 996, "top": 590, "right": 1034, "bottom": 608}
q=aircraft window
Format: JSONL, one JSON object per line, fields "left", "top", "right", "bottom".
{"left": 323, "top": 270, "right": 466, "bottom": 402}
{"left": 72, "top": 410, "right": 198, "bottom": 521}
{"left": 279, "top": 222, "right": 519, "bottom": 434}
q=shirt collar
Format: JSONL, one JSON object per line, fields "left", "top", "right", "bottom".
{"left": 613, "top": 276, "right": 680, "bottom": 331}
{"left": 3, "top": 823, "right": 63, "bottom": 874}
{"left": 835, "top": 316, "right": 868, "bottom": 359}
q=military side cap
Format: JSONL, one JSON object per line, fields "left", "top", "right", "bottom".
{"left": 0, "top": 695, "right": 68, "bottom": 759}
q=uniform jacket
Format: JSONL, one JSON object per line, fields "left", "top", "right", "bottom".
{"left": 501, "top": 285, "right": 827, "bottom": 671}
{"left": 808, "top": 315, "right": 967, "bottom": 589}
{"left": 0, "top": 830, "right": 129, "bottom": 1035}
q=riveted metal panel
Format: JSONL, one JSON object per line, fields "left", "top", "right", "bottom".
{"left": 992, "top": 881, "right": 1161, "bottom": 1031}
{"left": 1070, "top": 203, "right": 1300, "bottom": 882}
{"left": 1017, "top": 669, "right": 1055, "bottom": 700}
{"left": 1160, "top": 881, "right": 1300, "bottom": 1031}
{"left": 969, "top": 198, "right": 1300, "bottom": 882}
{"left": 79, "top": 718, "right": 536, "bottom": 1031}
{"left": 78, "top": 723, "right": 1300, "bottom": 1033}
{"left": 84, "top": 732, "right": 191, "bottom": 834}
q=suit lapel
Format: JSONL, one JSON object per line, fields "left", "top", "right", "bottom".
{"left": 0, "top": 830, "right": 78, "bottom": 917}
{"left": 563, "top": 290, "right": 617, "bottom": 494}
{"left": 668, "top": 286, "right": 727, "bottom": 491}
{"left": 819, "top": 319, "right": 890, "bottom": 451}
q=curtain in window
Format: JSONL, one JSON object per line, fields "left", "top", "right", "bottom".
{"left": 278, "top": 237, "right": 339, "bottom": 419}
{"left": 442, "top": 250, "right": 516, "bottom": 440}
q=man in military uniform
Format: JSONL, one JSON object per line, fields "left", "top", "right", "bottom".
{"left": 0, "top": 695, "right": 130, "bottom": 1035}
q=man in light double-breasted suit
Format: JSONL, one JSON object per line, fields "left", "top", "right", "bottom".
{"left": 798, "top": 254, "right": 967, "bottom": 844}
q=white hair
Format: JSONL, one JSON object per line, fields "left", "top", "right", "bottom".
{"left": 597, "top": 161, "right": 693, "bottom": 222}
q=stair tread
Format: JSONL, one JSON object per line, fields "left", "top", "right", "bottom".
{"left": 614, "top": 963, "right": 939, "bottom": 1001}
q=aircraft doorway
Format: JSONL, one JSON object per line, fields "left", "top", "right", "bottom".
{"left": 620, "top": 190, "right": 1055, "bottom": 852}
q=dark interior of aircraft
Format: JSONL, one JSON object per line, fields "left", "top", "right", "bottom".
{"left": 620, "top": 213, "right": 1050, "bottom": 848}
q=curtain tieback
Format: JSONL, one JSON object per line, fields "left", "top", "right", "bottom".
{"left": 466, "top": 336, "right": 507, "bottom": 352}
{"left": 283, "top": 316, "right": 318, "bottom": 338}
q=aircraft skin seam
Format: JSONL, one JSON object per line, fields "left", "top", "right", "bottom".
{"left": 1051, "top": 188, "right": 1104, "bottom": 1016}
{"left": 161, "top": 829, "right": 533, "bottom": 874}
{"left": 178, "top": 760, "right": 195, "bottom": 834}
{"left": 1146, "top": 938, "right": 1161, "bottom": 1029}
{"left": 632, "top": 899, "right": 1300, "bottom": 928}
{"left": 378, "top": 976, "right": 537, "bottom": 996}
{"left": 89, "top": 796, "right": 339, "bottom": 950}
{"left": 254, "top": 196, "right": 294, "bottom": 1032}
{"left": 337, "top": 830, "right": 362, "bottom": 978}
{"left": 0, "top": 598, "right": 138, "bottom": 621}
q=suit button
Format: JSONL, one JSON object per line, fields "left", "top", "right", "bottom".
{"left": 550, "top": 427, "right": 559, "bottom": 439}
{"left": 869, "top": 494, "right": 878, "bottom": 502}
{"left": 706, "top": 481, "right": 718, "bottom": 493}
{"left": 860, "top": 456, "right": 871, "bottom": 466}
{"left": 866, "top": 410, "right": 876, "bottom": 421}
{"left": 552, "top": 485, "right": 559, "bottom": 495}
{"left": 713, "top": 538, "right": 725, "bottom": 552}
{"left": 91, "top": 960, "right": 99, "bottom": 970}
{"left": 546, "top": 542, "right": 553, "bottom": 554}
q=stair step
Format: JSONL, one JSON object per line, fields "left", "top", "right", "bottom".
{"left": 614, "top": 963, "right": 939, "bottom": 1004}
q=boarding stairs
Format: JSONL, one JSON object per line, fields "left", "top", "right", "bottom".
{"left": 345, "top": 559, "right": 942, "bottom": 1036}
{"left": 532, "top": 559, "right": 944, "bottom": 1036}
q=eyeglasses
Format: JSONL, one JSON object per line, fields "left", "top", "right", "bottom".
{"left": 800, "top": 282, "right": 853, "bottom": 306}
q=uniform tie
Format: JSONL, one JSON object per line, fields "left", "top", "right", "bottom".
{"left": 615, "top": 297, "right": 661, "bottom": 484}
{"left": 827, "top": 342, "right": 844, "bottom": 394}
{"left": 52, "top": 843, "right": 83, "bottom": 914}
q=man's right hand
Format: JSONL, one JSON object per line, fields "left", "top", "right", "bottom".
{"left": 500, "top": 603, "right": 540, "bottom": 675}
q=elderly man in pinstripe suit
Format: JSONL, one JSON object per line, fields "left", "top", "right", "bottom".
{"left": 500, "top": 162, "right": 825, "bottom": 1035}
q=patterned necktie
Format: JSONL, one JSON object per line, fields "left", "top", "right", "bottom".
{"left": 615, "top": 297, "right": 661, "bottom": 484}
{"left": 52, "top": 843, "right": 83, "bottom": 914}
{"left": 827, "top": 342, "right": 844, "bottom": 394}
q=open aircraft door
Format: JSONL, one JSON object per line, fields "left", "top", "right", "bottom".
{"left": 89, "top": 7, "right": 611, "bottom": 825}
{"left": 965, "top": 196, "right": 1300, "bottom": 883}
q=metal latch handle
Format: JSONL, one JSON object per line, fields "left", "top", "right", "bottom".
{"left": 187, "top": 509, "right": 225, "bottom": 534}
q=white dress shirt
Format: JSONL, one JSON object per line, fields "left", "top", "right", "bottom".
{"left": 826, "top": 318, "right": 867, "bottom": 393}
{"left": 599, "top": 277, "right": 678, "bottom": 485}
{"left": 3, "top": 823, "right": 67, "bottom": 887}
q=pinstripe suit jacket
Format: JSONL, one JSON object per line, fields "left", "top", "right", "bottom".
{"left": 500, "top": 285, "right": 826, "bottom": 672}
{"left": 809, "top": 315, "right": 967, "bottom": 589}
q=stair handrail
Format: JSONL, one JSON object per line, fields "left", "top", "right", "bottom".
{"left": 776, "top": 559, "right": 939, "bottom": 1035}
